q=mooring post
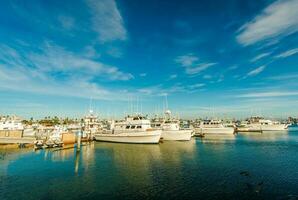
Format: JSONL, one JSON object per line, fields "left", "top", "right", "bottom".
{"left": 77, "top": 131, "right": 81, "bottom": 152}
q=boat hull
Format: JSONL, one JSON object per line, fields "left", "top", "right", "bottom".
{"left": 161, "top": 129, "right": 192, "bottom": 141}
{"left": 195, "top": 127, "right": 235, "bottom": 136}
{"left": 94, "top": 130, "right": 161, "bottom": 144}
{"left": 260, "top": 124, "right": 288, "bottom": 131}
{"left": 236, "top": 127, "right": 262, "bottom": 133}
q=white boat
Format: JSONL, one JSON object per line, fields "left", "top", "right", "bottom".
{"left": 245, "top": 117, "right": 288, "bottom": 131}
{"left": 82, "top": 109, "right": 102, "bottom": 139}
{"left": 194, "top": 119, "right": 235, "bottom": 136}
{"left": 0, "top": 116, "right": 24, "bottom": 131}
{"left": 94, "top": 115, "right": 161, "bottom": 144}
{"left": 152, "top": 110, "right": 192, "bottom": 141}
{"left": 236, "top": 120, "right": 262, "bottom": 133}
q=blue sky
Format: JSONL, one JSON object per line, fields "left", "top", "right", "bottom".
{"left": 0, "top": 0, "right": 298, "bottom": 119}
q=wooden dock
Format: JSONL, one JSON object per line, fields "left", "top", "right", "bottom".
{"left": 0, "top": 137, "right": 35, "bottom": 144}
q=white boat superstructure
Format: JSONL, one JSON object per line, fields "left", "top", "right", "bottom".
{"left": 194, "top": 119, "right": 235, "bottom": 136}
{"left": 83, "top": 109, "right": 102, "bottom": 139}
{"left": 236, "top": 121, "right": 262, "bottom": 132}
{"left": 243, "top": 117, "right": 289, "bottom": 131}
{"left": 0, "top": 116, "right": 24, "bottom": 131}
{"left": 152, "top": 110, "right": 192, "bottom": 141}
{"left": 258, "top": 119, "right": 288, "bottom": 131}
{"left": 94, "top": 115, "right": 161, "bottom": 144}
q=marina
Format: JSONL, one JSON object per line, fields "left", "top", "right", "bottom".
{"left": 0, "top": 0, "right": 298, "bottom": 199}
{"left": 1, "top": 127, "right": 297, "bottom": 200}
{"left": 1, "top": 113, "right": 297, "bottom": 199}
{"left": 0, "top": 113, "right": 293, "bottom": 147}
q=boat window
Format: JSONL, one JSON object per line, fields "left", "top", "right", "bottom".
{"left": 126, "top": 126, "right": 130, "bottom": 129}
{"left": 137, "top": 126, "right": 141, "bottom": 128}
{"left": 131, "top": 125, "right": 136, "bottom": 129}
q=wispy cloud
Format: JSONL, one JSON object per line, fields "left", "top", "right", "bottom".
{"left": 188, "top": 83, "right": 205, "bottom": 90}
{"left": 236, "top": 0, "right": 298, "bottom": 46}
{"left": 0, "top": 62, "right": 116, "bottom": 100}
{"left": 27, "top": 42, "right": 133, "bottom": 81}
{"left": 175, "top": 54, "right": 199, "bottom": 67}
{"left": 168, "top": 74, "right": 177, "bottom": 80}
{"left": 137, "top": 82, "right": 205, "bottom": 96}
{"left": 175, "top": 54, "right": 216, "bottom": 75}
{"left": 275, "top": 48, "right": 298, "bottom": 58}
{"left": 237, "top": 91, "right": 298, "bottom": 98}
{"left": 203, "top": 75, "right": 212, "bottom": 79}
{"left": 227, "top": 65, "right": 238, "bottom": 71}
{"left": 0, "top": 42, "right": 133, "bottom": 100}
{"left": 250, "top": 52, "right": 271, "bottom": 62}
{"left": 87, "top": 0, "right": 127, "bottom": 43}
{"left": 247, "top": 65, "right": 266, "bottom": 76}
{"left": 267, "top": 73, "right": 298, "bottom": 80}
{"left": 185, "top": 63, "right": 216, "bottom": 75}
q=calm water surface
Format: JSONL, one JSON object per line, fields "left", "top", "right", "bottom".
{"left": 1, "top": 128, "right": 298, "bottom": 200}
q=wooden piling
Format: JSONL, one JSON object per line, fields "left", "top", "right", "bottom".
{"left": 77, "top": 131, "right": 81, "bottom": 152}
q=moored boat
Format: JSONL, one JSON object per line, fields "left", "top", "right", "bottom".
{"left": 194, "top": 119, "right": 235, "bottom": 136}
{"left": 242, "top": 117, "right": 289, "bottom": 131}
{"left": 152, "top": 110, "right": 192, "bottom": 141}
{"left": 94, "top": 115, "right": 161, "bottom": 144}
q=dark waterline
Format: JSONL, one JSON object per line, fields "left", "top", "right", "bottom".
{"left": 1, "top": 128, "right": 298, "bottom": 200}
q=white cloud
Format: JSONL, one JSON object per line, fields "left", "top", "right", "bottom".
{"left": 87, "top": 0, "right": 127, "bottom": 43}
{"left": 275, "top": 48, "right": 298, "bottom": 58}
{"left": 185, "top": 63, "right": 216, "bottom": 75}
{"left": 247, "top": 65, "right": 266, "bottom": 76}
{"left": 27, "top": 42, "right": 133, "bottom": 81}
{"left": 237, "top": 0, "right": 298, "bottom": 46}
{"left": 237, "top": 91, "right": 298, "bottom": 98}
{"left": 107, "top": 46, "right": 123, "bottom": 58}
{"left": 0, "top": 63, "right": 113, "bottom": 100}
{"left": 139, "top": 73, "right": 147, "bottom": 77}
{"left": 0, "top": 43, "right": 134, "bottom": 100}
{"left": 203, "top": 75, "right": 212, "bottom": 79}
{"left": 175, "top": 54, "right": 199, "bottom": 67}
{"left": 169, "top": 74, "right": 177, "bottom": 79}
{"left": 137, "top": 85, "right": 163, "bottom": 95}
{"left": 137, "top": 82, "right": 205, "bottom": 96}
{"left": 84, "top": 45, "right": 100, "bottom": 58}
{"left": 175, "top": 54, "right": 216, "bottom": 75}
{"left": 227, "top": 65, "right": 238, "bottom": 70}
{"left": 267, "top": 73, "right": 298, "bottom": 80}
{"left": 188, "top": 83, "right": 205, "bottom": 90}
{"left": 250, "top": 52, "right": 271, "bottom": 62}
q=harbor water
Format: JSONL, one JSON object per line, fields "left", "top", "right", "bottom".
{"left": 1, "top": 128, "right": 298, "bottom": 200}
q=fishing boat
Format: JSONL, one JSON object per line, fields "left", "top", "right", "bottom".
{"left": 0, "top": 115, "right": 24, "bottom": 131}
{"left": 236, "top": 120, "right": 262, "bottom": 133}
{"left": 152, "top": 110, "right": 192, "bottom": 141}
{"left": 94, "top": 114, "right": 161, "bottom": 144}
{"left": 194, "top": 119, "right": 235, "bottom": 136}
{"left": 242, "top": 117, "right": 289, "bottom": 131}
{"left": 82, "top": 109, "right": 102, "bottom": 140}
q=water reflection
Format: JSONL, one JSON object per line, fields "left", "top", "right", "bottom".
{"left": 198, "top": 134, "right": 236, "bottom": 144}
{"left": 95, "top": 139, "right": 197, "bottom": 166}
{"left": 91, "top": 139, "right": 197, "bottom": 198}
{"left": 0, "top": 146, "right": 33, "bottom": 174}
{"left": 159, "top": 139, "right": 196, "bottom": 162}
{"left": 238, "top": 130, "right": 290, "bottom": 142}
